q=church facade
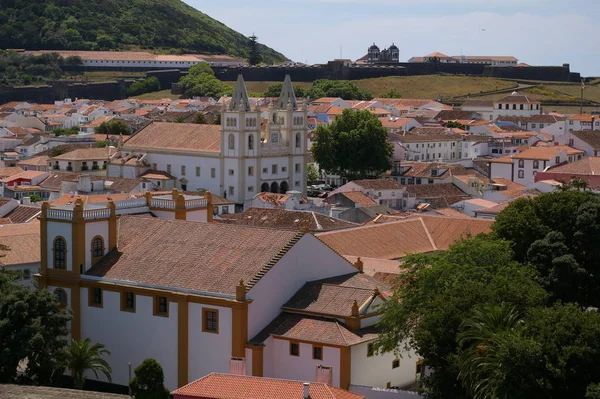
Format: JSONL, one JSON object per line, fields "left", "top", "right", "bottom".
{"left": 108, "top": 75, "right": 309, "bottom": 205}
{"left": 366, "top": 43, "right": 400, "bottom": 64}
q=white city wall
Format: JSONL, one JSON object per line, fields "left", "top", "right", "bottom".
{"left": 264, "top": 337, "right": 341, "bottom": 387}
{"left": 247, "top": 234, "right": 359, "bottom": 338}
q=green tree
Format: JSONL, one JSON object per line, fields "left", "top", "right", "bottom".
{"left": 213, "top": 113, "right": 221, "bottom": 125}
{"left": 96, "top": 120, "right": 131, "bottom": 136}
{"left": 248, "top": 34, "right": 262, "bottom": 66}
{"left": 311, "top": 79, "right": 372, "bottom": 100}
{"left": 130, "top": 358, "right": 169, "bottom": 399}
{"left": 0, "top": 272, "right": 71, "bottom": 384}
{"left": 311, "top": 109, "right": 392, "bottom": 179}
{"left": 62, "top": 338, "right": 112, "bottom": 389}
{"left": 307, "top": 163, "right": 320, "bottom": 185}
{"left": 445, "top": 121, "right": 466, "bottom": 129}
{"left": 380, "top": 88, "right": 402, "bottom": 98}
{"left": 493, "top": 191, "right": 600, "bottom": 307}
{"left": 26, "top": 194, "right": 43, "bottom": 203}
{"left": 96, "top": 34, "right": 116, "bottom": 50}
{"left": 127, "top": 76, "right": 161, "bottom": 97}
{"left": 193, "top": 113, "right": 207, "bottom": 124}
{"left": 374, "top": 236, "right": 547, "bottom": 398}
{"left": 49, "top": 146, "right": 68, "bottom": 157}
{"left": 53, "top": 127, "right": 79, "bottom": 136}
{"left": 178, "top": 63, "right": 231, "bottom": 99}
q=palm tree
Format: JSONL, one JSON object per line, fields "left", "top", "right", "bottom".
{"left": 64, "top": 338, "right": 112, "bottom": 389}
{"left": 457, "top": 304, "right": 524, "bottom": 399}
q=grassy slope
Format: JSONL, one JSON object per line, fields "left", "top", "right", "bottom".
{"left": 0, "top": 0, "right": 286, "bottom": 64}
{"left": 225, "top": 76, "right": 515, "bottom": 100}
{"left": 131, "top": 89, "right": 181, "bottom": 100}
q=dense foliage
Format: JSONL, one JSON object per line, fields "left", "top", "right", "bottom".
{"left": 53, "top": 127, "right": 79, "bottom": 136}
{"left": 0, "top": 272, "right": 71, "bottom": 385}
{"left": 130, "top": 358, "right": 169, "bottom": 399}
{"left": 126, "top": 76, "right": 160, "bottom": 97}
{"left": 380, "top": 88, "right": 402, "bottom": 98}
{"left": 376, "top": 190, "right": 600, "bottom": 398}
{"left": 0, "top": 0, "right": 286, "bottom": 64}
{"left": 493, "top": 191, "right": 600, "bottom": 307}
{"left": 179, "top": 63, "right": 232, "bottom": 98}
{"left": 263, "top": 80, "right": 373, "bottom": 101}
{"left": 96, "top": 119, "right": 132, "bottom": 136}
{"left": 0, "top": 50, "right": 78, "bottom": 86}
{"left": 311, "top": 109, "right": 392, "bottom": 178}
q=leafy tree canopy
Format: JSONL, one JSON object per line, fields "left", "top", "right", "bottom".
{"left": 0, "top": 50, "right": 65, "bottom": 86}
{"left": 307, "top": 164, "right": 320, "bottom": 185}
{"left": 96, "top": 120, "right": 131, "bottom": 136}
{"left": 374, "top": 236, "right": 547, "bottom": 398}
{"left": 179, "top": 63, "right": 232, "bottom": 98}
{"left": 493, "top": 191, "right": 600, "bottom": 307}
{"left": 0, "top": 0, "right": 286, "bottom": 64}
{"left": 311, "top": 109, "right": 392, "bottom": 178}
{"left": 130, "top": 358, "right": 169, "bottom": 399}
{"left": 127, "top": 76, "right": 161, "bottom": 97}
{"left": 0, "top": 272, "right": 71, "bottom": 385}
{"left": 380, "top": 88, "right": 402, "bottom": 98}
{"left": 53, "top": 127, "right": 79, "bottom": 136}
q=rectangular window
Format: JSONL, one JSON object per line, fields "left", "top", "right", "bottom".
{"left": 531, "top": 123, "right": 536, "bottom": 128}
{"left": 392, "top": 359, "right": 400, "bottom": 369}
{"left": 518, "top": 170, "right": 524, "bottom": 179}
{"left": 290, "top": 342, "right": 300, "bottom": 357}
{"left": 248, "top": 186, "right": 254, "bottom": 192}
{"left": 211, "top": 168, "right": 216, "bottom": 178}
{"left": 367, "top": 342, "right": 375, "bottom": 357}
{"left": 229, "top": 169, "right": 234, "bottom": 176}
{"left": 295, "top": 163, "right": 301, "bottom": 173}
{"left": 202, "top": 308, "right": 219, "bottom": 333}
{"left": 282, "top": 166, "right": 287, "bottom": 172}
{"left": 121, "top": 291, "right": 135, "bottom": 312}
{"left": 313, "top": 346, "right": 323, "bottom": 360}
{"left": 262, "top": 167, "right": 268, "bottom": 174}
{"left": 569, "top": 139, "right": 574, "bottom": 146}
{"left": 154, "top": 296, "right": 168, "bottom": 316}
{"left": 167, "top": 164, "right": 171, "bottom": 174}
{"left": 196, "top": 166, "right": 201, "bottom": 177}
{"left": 555, "top": 156, "right": 560, "bottom": 164}
{"left": 89, "top": 287, "right": 103, "bottom": 307}
{"left": 248, "top": 166, "right": 254, "bottom": 176}
{"left": 228, "top": 186, "right": 234, "bottom": 196}
{"left": 272, "top": 165, "right": 277, "bottom": 174}
{"left": 295, "top": 181, "right": 300, "bottom": 187}
{"left": 181, "top": 165, "right": 186, "bottom": 176}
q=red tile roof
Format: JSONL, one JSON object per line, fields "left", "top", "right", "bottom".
{"left": 172, "top": 373, "right": 364, "bottom": 399}
{"left": 350, "top": 179, "right": 403, "bottom": 190}
{"left": 338, "top": 192, "right": 377, "bottom": 207}
{"left": 86, "top": 216, "right": 303, "bottom": 295}
{"left": 124, "top": 122, "right": 221, "bottom": 153}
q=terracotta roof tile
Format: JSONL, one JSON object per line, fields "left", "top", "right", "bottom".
{"left": 86, "top": 216, "right": 302, "bottom": 295}
{"left": 124, "top": 122, "right": 221, "bottom": 153}
{"left": 461, "top": 99, "right": 494, "bottom": 108}
{"left": 250, "top": 312, "right": 378, "bottom": 348}
{"left": 52, "top": 147, "right": 110, "bottom": 161}
{"left": 0, "top": 223, "right": 40, "bottom": 266}
{"left": 338, "top": 191, "right": 377, "bottom": 207}
{"left": 350, "top": 179, "right": 403, "bottom": 190}
{"left": 343, "top": 256, "right": 403, "bottom": 276}
{"left": 3, "top": 205, "right": 41, "bottom": 224}
{"left": 317, "top": 215, "right": 492, "bottom": 260}
{"left": 0, "top": 167, "right": 24, "bottom": 178}
{"left": 495, "top": 93, "right": 540, "bottom": 104}
{"left": 571, "top": 130, "right": 600, "bottom": 150}
{"left": 544, "top": 156, "right": 600, "bottom": 175}
{"left": 0, "top": 384, "right": 129, "bottom": 399}
{"left": 216, "top": 208, "right": 356, "bottom": 232}
{"left": 172, "top": 373, "right": 364, "bottom": 399}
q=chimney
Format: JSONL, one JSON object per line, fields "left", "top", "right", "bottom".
{"left": 354, "top": 257, "right": 364, "bottom": 273}
{"left": 228, "top": 357, "right": 246, "bottom": 376}
{"left": 22, "top": 196, "right": 31, "bottom": 205}
{"left": 316, "top": 365, "right": 333, "bottom": 386}
{"left": 303, "top": 382, "right": 310, "bottom": 399}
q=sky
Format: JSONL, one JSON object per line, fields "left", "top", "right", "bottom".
{"left": 185, "top": 0, "right": 600, "bottom": 77}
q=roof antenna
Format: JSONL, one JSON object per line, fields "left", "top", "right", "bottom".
{"left": 340, "top": 45, "right": 342, "bottom": 59}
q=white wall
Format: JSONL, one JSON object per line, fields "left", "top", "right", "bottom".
{"left": 351, "top": 342, "right": 420, "bottom": 389}
{"left": 186, "top": 209, "right": 208, "bottom": 222}
{"left": 80, "top": 288, "right": 179, "bottom": 390}
{"left": 188, "top": 303, "right": 232, "bottom": 383}
{"left": 264, "top": 337, "right": 341, "bottom": 387}
{"left": 9, "top": 263, "right": 40, "bottom": 288}
{"left": 489, "top": 162, "right": 512, "bottom": 180}
{"left": 47, "top": 221, "right": 73, "bottom": 271}
{"left": 247, "top": 234, "right": 358, "bottom": 338}
{"left": 84, "top": 221, "right": 109, "bottom": 269}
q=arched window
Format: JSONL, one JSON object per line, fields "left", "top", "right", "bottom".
{"left": 54, "top": 237, "right": 66, "bottom": 269}
{"left": 228, "top": 134, "right": 235, "bottom": 150}
{"left": 295, "top": 133, "right": 301, "bottom": 148}
{"left": 92, "top": 236, "right": 104, "bottom": 257}
{"left": 261, "top": 182, "right": 270, "bottom": 192}
{"left": 533, "top": 160, "right": 539, "bottom": 169}
{"left": 248, "top": 135, "right": 254, "bottom": 150}
{"left": 54, "top": 288, "right": 68, "bottom": 307}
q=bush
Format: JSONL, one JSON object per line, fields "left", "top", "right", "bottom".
{"left": 127, "top": 76, "right": 161, "bottom": 97}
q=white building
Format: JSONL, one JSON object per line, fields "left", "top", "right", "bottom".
{"left": 108, "top": 75, "right": 309, "bottom": 205}
{"left": 0, "top": 222, "right": 40, "bottom": 289}
{"left": 23, "top": 51, "right": 204, "bottom": 69}
{"left": 37, "top": 200, "right": 420, "bottom": 392}
{"left": 493, "top": 92, "right": 541, "bottom": 119}
{"left": 329, "top": 179, "right": 406, "bottom": 209}
{"left": 461, "top": 99, "right": 494, "bottom": 121}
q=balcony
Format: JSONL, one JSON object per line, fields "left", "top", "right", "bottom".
{"left": 91, "top": 165, "right": 99, "bottom": 170}
{"left": 66, "top": 166, "right": 73, "bottom": 171}
{"left": 53, "top": 165, "right": 60, "bottom": 170}
{"left": 81, "top": 166, "right": 89, "bottom": 171}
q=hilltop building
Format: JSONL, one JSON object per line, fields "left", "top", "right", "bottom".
{"left": 408, "top": 52, "right": 518, "bottom": 67}
{"left": 363, "top": 43, "right": 400, "bottom": 64}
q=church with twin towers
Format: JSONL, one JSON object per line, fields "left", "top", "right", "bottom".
{"left": 108, "top": 74, "right": 309, "bottom": 205}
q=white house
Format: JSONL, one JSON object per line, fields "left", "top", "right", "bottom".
{"left": 461, "top": 100, "right": 494, "bottom": 121}
{"left": 329, "top": 179, "right": 406, "bottom": 209}
{"left": 36, "top": 200, "right": 420, "bottom": 392}
{"left": 493, "top": 92, "right": 541, "bottom": 119}
{"left": 108, "top": 74, "right": 309, "bottom": 205}
{"left": 556, "top": 130, "right": 600, "bottom": 157}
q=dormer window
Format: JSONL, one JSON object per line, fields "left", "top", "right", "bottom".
{"left": 431, "top": 169, "right": 438, "bottom": 176}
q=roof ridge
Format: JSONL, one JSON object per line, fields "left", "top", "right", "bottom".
{"left": 418, "top": 217, "right": 438, "bottom": 251}
{"left": 335, "top": 320, "right": 351, "bottom": 347}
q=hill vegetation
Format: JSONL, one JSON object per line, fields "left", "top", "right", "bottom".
{"left": 0, "top": 0, "right": 287, "bottom": 64}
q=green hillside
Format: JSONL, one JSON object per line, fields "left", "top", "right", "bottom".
{"left": 0, "top": 0, "right": 287, "bottom": 64}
